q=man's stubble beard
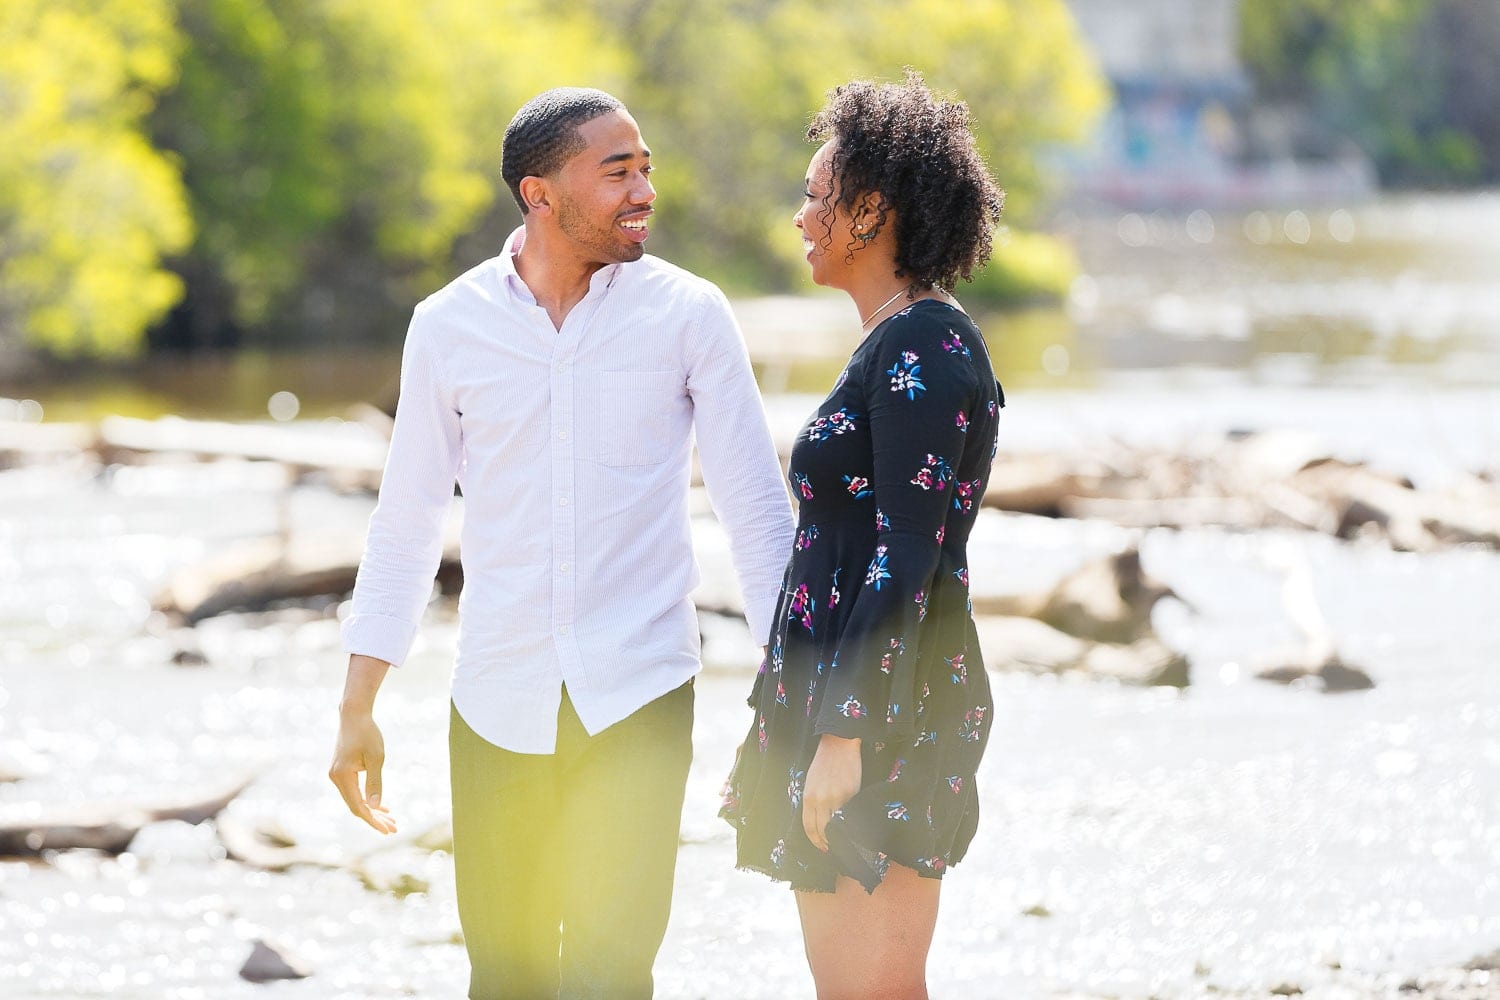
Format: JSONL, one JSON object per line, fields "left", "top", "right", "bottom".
{"left": 557, "top": 194, "right": 646, "bottom": 265}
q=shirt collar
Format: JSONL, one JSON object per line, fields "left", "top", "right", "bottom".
{"left": 498, "top": 226, "right": 623, "bottom": 305}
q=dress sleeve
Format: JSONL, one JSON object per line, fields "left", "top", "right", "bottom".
{"left": 815, "top": 312, "right": 978, "bottom": 740}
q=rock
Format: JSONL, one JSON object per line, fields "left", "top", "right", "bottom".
{"left": 1254, "top": 650, "right": 1375, "bottom": 693}
{"left": 1081, "top": 636, "right": 1190, "bottom": 687}
{"left": 1464, "top": 948, "right": 1500, "bottom": 971}
{"left": 238, "top": 938, "right": 311, "bottom": 983}
{"left": 1318, "top": 658, "right": 1376, "bottom": 692}
{"left": 1269, "top": 983, "right": 1303, "bottom": 996}
{"left": 974, "top": 616, "right": 1188, "bottom": 687}
{"left": 1043, "top": 548, "right": 1177, "bottom": 644}
{"left": 169, "top": 641, "right": 209, "bottom": 667}
{"left": 973, "top": 616, "right": 1087, "bottom": 675}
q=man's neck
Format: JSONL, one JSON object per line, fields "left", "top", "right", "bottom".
{"left": 513, "top": 226, "right": 606, "bottom": 331}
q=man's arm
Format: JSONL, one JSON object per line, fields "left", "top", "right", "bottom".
{"left": 687, "top": 287, "right": 796, "bottom": 646}
{"left": 331, "top": 306, "right": 462, "bottom": 831}
{"left": 329, "top": 654, "right": 397, "bottom": 833}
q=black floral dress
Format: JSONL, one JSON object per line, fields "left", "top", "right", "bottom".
{"left": 720, "top": 300, "right": 1002, "bottom": 893}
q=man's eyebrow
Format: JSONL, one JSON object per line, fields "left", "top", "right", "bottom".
{"left": 600, "top": 149, "right": 651, "bottom": 167}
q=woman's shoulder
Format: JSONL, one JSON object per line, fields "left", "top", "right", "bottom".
{"left": 863, "top": 300, "right": 982, "bottom": 376}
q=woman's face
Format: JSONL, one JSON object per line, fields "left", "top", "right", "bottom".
{"left": 794, "top": 140, "right": 855, "bottom": 288}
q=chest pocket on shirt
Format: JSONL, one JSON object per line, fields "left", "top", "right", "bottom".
{"left": 583, "top": 369, "right": 683, "bottom": 467}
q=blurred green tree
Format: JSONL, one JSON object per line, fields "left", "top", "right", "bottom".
{"left": 2, "top": 0, "right": 1103, "bottom": 358}
{"left": 587, "top": 0, "right": 1107, "bottom": 293}
{"left": 0, "top": 0, "right": 192, "bottom": 358}
{"left": 150, "top": 0, "right": 627, "bottom": 349}
{"left": 1239, "top": 0, "right": 1500, "bottom": 185}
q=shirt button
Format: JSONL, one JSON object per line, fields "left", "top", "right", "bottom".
{"left": 558, "top": 624, "right": 571, "bottom": 636}
{"left": 557, "top": 429, "right": 569, "bottom": 441}
{"left": 559, "top": 496, "right": 570, "bottom": 507}
{"left": 559, "top": 562, "right": 571, "bottom": 573}
{"left": 555, "top": 362, "right": 567, "bottom": 373}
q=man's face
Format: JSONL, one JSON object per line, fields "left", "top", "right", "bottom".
{"left": 551, "top": 110, "right": 656, "bottom": 265}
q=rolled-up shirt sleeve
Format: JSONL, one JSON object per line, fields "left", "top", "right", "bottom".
{"left": 687, "top": 287, "right": 796, "bottom": 645}
{"left": 341, "top": 304, "right": 463, "bottom": 666}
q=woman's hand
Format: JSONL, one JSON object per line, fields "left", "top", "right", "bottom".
{"left": 802, "top": 733, "right": 862, "bottom": 851}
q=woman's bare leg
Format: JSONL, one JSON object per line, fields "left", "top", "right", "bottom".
{"left": 794, "top": 865, "right": 940, "bottom": 1000}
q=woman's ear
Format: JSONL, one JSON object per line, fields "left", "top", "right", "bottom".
{"left": 851, "top": 191, "right": 890, "bottom": 236}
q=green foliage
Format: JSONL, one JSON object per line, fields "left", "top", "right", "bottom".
{"left": 1, "top": 0, "right": 1104, "bottom": 357}
{"left": 588, "top": 0, "right": 1107, "bottom": 293}
{"left": 0, "top": 0, "right": 192, "bottom": 357}
{"left": 151, "top": 0, "right": 628, "bottom": 342}
{"left": 1238, "top": 0, "right": 1500, "bottom": 185}
{"left": 964, "top": 229, "right": 1080, "bottom": 306}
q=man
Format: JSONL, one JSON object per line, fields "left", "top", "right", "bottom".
{"left": 328, "top": 88, "right": 794, "bottom": 999}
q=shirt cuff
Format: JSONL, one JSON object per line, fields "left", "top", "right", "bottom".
{"left": 340, "top": 612, "right": 419, "bottom": 668}
{"left": 744, "top": 595, "right": 777, "bottom": 651}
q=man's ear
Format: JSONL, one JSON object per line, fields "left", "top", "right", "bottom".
{"left": 519, "top": 176, "right": 552, "bottom": 216}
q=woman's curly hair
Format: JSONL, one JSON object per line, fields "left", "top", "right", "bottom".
{"left": 808, "top": 70, "right": 1004, "bottom": 291}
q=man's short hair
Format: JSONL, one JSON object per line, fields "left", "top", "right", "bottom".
{"left": 501, "top": 88, "right": 627, "bottom": 213}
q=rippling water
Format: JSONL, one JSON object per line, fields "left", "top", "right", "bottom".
{"left": 4, "top": 192, "right": 1500, "bottom": 997}
{"left": 3, "top": 380, "right": 1498, "bottom": 998}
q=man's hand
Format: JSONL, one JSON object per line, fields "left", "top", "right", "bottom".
{"left": 801, "top": 733, "right": 861, "bottom": 852}
{"left": 329, "top": 655, "right": 397, "bottom": 834}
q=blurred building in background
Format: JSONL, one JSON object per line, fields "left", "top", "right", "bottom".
{"left": 1061, "top": 0, "right": 1375, "bottom": 207}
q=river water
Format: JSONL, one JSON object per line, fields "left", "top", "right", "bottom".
{"left": 2, "top": 194, "right": 1499, "bottom": 998}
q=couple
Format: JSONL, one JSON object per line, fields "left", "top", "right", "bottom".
{"left": 329, "top": 73, "right": 1004, "bottom": 1000}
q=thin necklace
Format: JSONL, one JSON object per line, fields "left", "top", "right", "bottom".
{"left": 859, "top": 288, "right": 909, "bottom": 330}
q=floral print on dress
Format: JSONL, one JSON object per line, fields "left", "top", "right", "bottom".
{"left": 942, "top": 330, "right": 972, "bottom": 359}
{"left": 946, "top": 652, "right": 967, "bottom": 685}
{"left": 788, "top": 584, "right": 814, "bottom": 633}
{"left": 952, "top": 478, "right": 980, "bottom": 512}
{"left": 879, "top": 635, "right": 905, "bottom": 674}
{"left": 720, "top": 300, "right": 1000, "bottom": 895}
{"left": 911, "top": 453, "right": 954, "bottom": 492}
{"left": 865, "top": 545, "right": 891, "bottom": 590}
{"left": 887, "top": 350, "right": 926, "bottom": 400}
{"left": 837, "top": 696, "right": 866, "bottom": 719}
{"left": 805, "top": 407, "right": 859, "bottom": 445}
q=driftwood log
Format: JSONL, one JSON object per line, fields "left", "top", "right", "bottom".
{"left": 94, "top": 416, "right": 388, "bottom": 492}
{"left": 0, "top": 777, "right": 253, "bottom": 857}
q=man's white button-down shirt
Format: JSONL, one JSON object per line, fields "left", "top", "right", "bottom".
{"left": 341, "top": 231, "right": 795, "bottom": 753}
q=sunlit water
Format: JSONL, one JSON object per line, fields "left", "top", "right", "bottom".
{"left": 3, "top": 380, "right": 1499, "bottom": 998}
{"left": 3, "top": 192, "right": 1500, "bottom": 997}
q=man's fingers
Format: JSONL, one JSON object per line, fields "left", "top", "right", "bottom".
{"left": 330, "top": 762, "right": 395, "bottom": 833}
{"left": 365, "top": 765, "right": 383, "bottom": 809}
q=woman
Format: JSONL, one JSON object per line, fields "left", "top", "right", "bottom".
{"left": 719, "top": 72, "right": 1005, "bottom": 998}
